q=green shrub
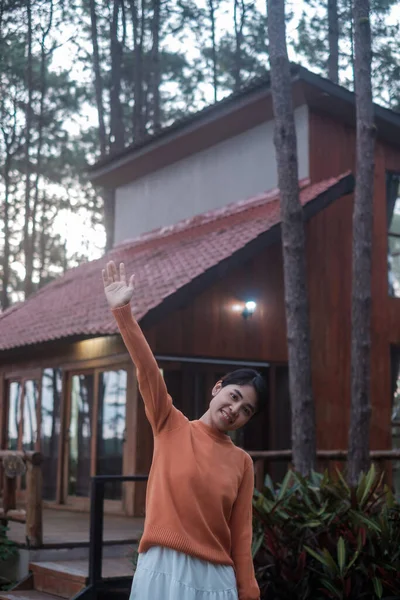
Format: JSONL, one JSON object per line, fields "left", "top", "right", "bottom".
{"left": 252, "top": 465, "right": 400, "bottom": 600}
{"left": 0, "top": 524, "right": 17, "bottom": 563}
{"left": 0, "top": 523, "right": 18, "bottom": 590}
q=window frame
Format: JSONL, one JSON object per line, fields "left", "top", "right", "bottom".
{"left": 387, "top": 171, "right": 400, "bottom": 297}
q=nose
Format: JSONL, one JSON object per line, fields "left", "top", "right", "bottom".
{"left": 230, "top": 405, "right": 239, "bottom": 418}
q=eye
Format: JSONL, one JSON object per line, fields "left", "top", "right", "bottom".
{"left": 230, "top": 392, "right": 238, "bottom": 401}
{"left": 243, "top": 407, "right": 251, "bottom": 416}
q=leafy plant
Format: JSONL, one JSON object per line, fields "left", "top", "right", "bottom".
{"left": 0, "top": 524, "right": 17, "bottom": 564}
{"left": 252, "top": 465, "right": 400, "bottom": 599}
{"left": 0, "top": 524, "right": 18, "bottom": 590}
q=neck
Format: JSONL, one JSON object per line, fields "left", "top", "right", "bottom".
{"left": 200, "top": 409, "right": 227, "bottom": 434}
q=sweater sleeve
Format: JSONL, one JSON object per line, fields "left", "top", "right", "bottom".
{"left": 112, "top": 303, "right": 185, "bottom": 435}
{"left": 230, "top": 458, "right": 260, "bottom": 600}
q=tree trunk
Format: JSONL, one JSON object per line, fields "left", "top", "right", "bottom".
{"left": 28, "top": 0, "right": 53, "bottom": 293}
{"left": 90, "top": 0, "right": 115, "bottom": 250}
{"left": 208, "top": 0, "right": 218, "bottom": 102}
{"left": 233, "top": 0, "right": 245, "bottom": 91}
{"left": 347, "top": 0, "right": 375, "bottom": 486}
{"left": 23, "top": 0, "right": 33, "bottom": 299}
{"left": 150, "top": 0, "right": 161, "bottom": 131}
{"left": 1, "top": 152, "right": 11, "bottom": 310}
{"left": 349, "top": 0, "right": 356, "bottom": 84}
{"left": 327, "top": 0, "right": 339, "bottom": 82}
{"left": 130, "top": 0, "right": 145, "bottom": 139}
{"left": 110, "top": 0, "right": 125, "bottom": 152}
{"left": 89, "top": 0, "right": 107, "bottom": 157}
{"left": 103, "top": 188, "right": 116, "bottom": 251}
{"left": 267, "top": 0, "right": 316, "bottom": 476}
{"left": 38, "top": 194, "right": 48, "bottom": 288}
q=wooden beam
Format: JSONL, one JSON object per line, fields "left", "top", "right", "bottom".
{"left": 2, "top": 476, "right": 16, "bottom": 513}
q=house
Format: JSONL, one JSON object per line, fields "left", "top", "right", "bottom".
{"left": 1, "top": 65, "right": 400, "bottom": 526}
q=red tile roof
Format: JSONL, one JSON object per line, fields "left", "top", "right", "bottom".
{"left": 0, "top": 174, "right": 351, "bottom": 351}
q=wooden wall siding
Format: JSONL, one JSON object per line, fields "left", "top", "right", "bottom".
{"left": 145, "top": 243, "right": 288, "bottom": 363}
{"left": 308, "top": 109, "right": 400, "bottom": 453}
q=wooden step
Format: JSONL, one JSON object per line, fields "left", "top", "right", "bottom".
{"left": 30, "top": 558, "right": 133, "bottom": 581}
{"left": 28, "top": 558, "right": 133, "bottom": 598}
{"left": 0, "top": 592, "right": 61, "bottom": 600}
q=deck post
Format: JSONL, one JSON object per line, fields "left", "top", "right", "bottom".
{"left": 89, "top": 477, "right": 105, "bottom": 593}
{"left": 26, "top": 458, "right": 43, "bottom": 547}
{"left": 2, "top": 476, "right": 17, "bottom": 514}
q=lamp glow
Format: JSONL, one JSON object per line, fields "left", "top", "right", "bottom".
{"left": 245, "top": 301, "right": 256, "bottom": 313}
{"left": 242, "top": 300, "right": 257, "bottom": 319}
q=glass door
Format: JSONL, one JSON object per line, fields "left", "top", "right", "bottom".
{"left": 40, "top": 368, "right": 62, "bottom": 501}
{"left": 67, "top": 373, "right": 93, "bottom": 499}
{"left": 65, "top": 368, "right": 127, "bottom": 508}
{"left": 96, "top": 370, "right": 127, "bottom": 501}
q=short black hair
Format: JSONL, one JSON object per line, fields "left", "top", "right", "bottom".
{"left": 220, "top": 368, "right": 268, "bottom": 414}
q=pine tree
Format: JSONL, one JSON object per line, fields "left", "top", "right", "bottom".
{"left": 293, "top": 0, "right": 400, "bottom": 107}
{"left": 268, "top": 0, "right": 316, "bottom": 476}
{"left": 348, "top": 0, "right": 376, "bottom": 486}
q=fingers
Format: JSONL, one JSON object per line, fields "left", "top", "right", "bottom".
{"left": 109, "top": 261, "right": 118, "bottom": 281}
{"left": 103, "top": 261, "right": 133, "bottom": 287}
{"left": 120, "top": 262, "right": 126, "bottom": 284}
{"left": 128, "top": 274, "right": 135, "bottom": 290}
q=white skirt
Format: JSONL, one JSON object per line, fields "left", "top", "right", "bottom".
{"left": 130, "top": 546, "right": 239, "bottom": 600}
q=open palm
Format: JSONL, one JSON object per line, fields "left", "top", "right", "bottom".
{"left": 102, "top": 261, "right": 135, "bottom": 309}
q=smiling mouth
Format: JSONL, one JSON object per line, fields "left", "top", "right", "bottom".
{"left": 220, "top": 409, "right": 233, "bottom": 424}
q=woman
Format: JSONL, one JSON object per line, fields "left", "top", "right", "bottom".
{"left": 102, "top": 261, "right": 264, "bottom": 600}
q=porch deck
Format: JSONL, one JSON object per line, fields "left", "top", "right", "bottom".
{"left": 7, "top": 508, "right": 144, "bottom": 548}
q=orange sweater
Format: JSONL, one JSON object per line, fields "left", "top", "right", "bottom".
{"left": 113, "top": 304, "right": 260, "bottom": 600}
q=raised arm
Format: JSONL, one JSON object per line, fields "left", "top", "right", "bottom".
{"left": 102, "top": 261, "right": 185, "bottom": 435}
{"left": 230, "top": 457, "right": 260, "bottom": 600}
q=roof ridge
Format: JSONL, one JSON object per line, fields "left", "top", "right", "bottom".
{"left": 111, "top": 177, "right": 313, "bottom": 254}
{"left": 111, "top": 189, "right": 278, "bottom": 252}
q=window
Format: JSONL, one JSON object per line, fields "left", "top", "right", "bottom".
{"left": 7, "top": 379, "right": 38, "bottom": 451}
{"left": 387, "top": 172, "right": 400, "bottom": 296}
{"left": 41, "top": 369, "right": 62, "bottom": 501}
{"left": 391, "top": 347, "right": 400, "bottom": 497}
{"left": 8, "top": 382, "right": 22, "bottom": 450}
{"left": 22, "top": 381, "right": 39, "bottom": 451}
{"left": 7, "top": 378, "right": 39, "bottom": 491}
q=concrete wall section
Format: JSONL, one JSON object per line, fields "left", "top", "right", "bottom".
{"left": 115, "top": 105, "right": 309, "bottom": 244}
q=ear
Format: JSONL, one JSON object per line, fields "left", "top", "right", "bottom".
{"left": 212, "top": 380, "right": 223, "bottom": 396}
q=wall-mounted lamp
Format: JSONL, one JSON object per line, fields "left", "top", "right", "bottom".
{"left": 242, "top": 300, "right": 257, "bottom": 319}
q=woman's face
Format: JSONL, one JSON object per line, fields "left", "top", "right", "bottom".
{"left": 209, "top": 381, "right": 258, "bottom": 432}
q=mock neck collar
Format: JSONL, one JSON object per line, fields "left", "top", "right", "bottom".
{"left": 193, "top": 420, "right": 233, "bottom": 444}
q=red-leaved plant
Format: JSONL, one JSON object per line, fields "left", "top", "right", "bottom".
{"left": 252, "top": 465, "right": 400, "bottom": 600}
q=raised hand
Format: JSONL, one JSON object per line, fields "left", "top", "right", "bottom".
{"left": 102, "top": 261, "right": 135, "bottom": 309}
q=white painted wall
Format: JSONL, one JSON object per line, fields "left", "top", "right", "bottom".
{"left": 115, "top": 105, "right": 309, "bottom": 244}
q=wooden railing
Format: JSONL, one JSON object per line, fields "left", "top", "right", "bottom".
{"left": 0, "top": 451, "right": 43, "bottom": 547}
{"left": 248, "top": 449, "right": 400, "bottom": 491}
